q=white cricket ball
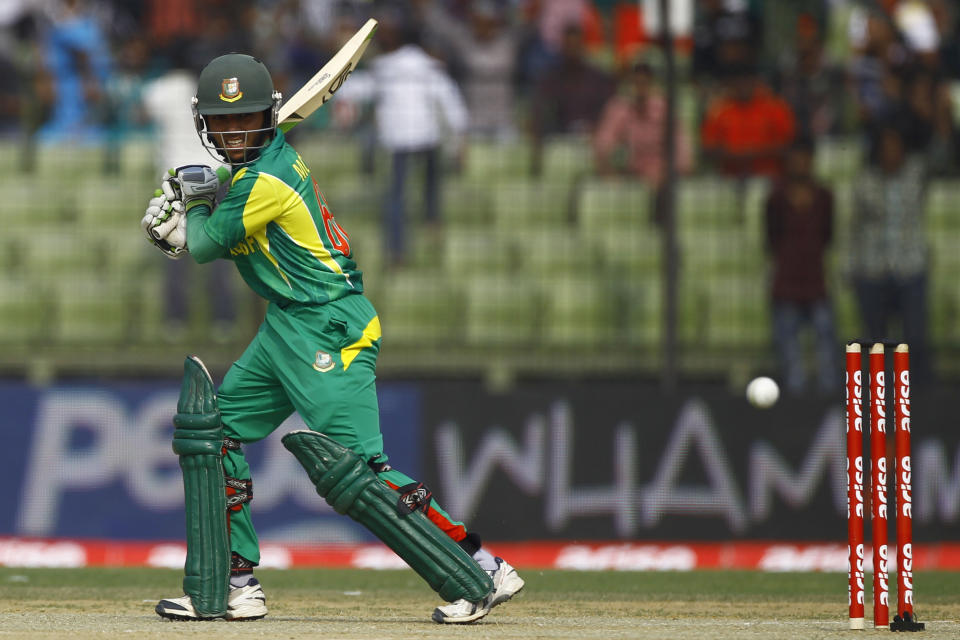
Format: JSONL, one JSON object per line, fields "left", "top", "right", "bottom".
{"left": 746, "top": 376, "right": 780, "bottom": 408}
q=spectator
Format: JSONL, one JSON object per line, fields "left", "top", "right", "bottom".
{"left": 764, "top": 137, "right": 840, "bottom": 395}
{"left": 335, "top": 14, "right": 468, "bottom": 267}
{"left": 593, "top": 59, "right": 692, "bottom": 222}
{"left": 141, "top": 43, "right": 239, "bottom": 341}
{"left": 35, "top": 0, "right": 113, "bottom": 144}
{"left": 700, "top": 64, "right": 796, "bottom": 179}
{"left": 849, "top": 124, "right": 932, "bottom": 385}
{"left": 898, "top": 65, "right": 955, "bottom": 171}
{"left": 893, "top": 0, "right": 941, "bottom": 69}
{"left": 0, "top": 6, "right": 42, "bottom": 167}
{"left": 847, "top": 8, "right": 903, "bottom": 141}
{"left": 776, "top": 13, "right": 848, "bottom": 138}
{"left": 518, "top": 0, "right": 606, "bottom": 80}
{"left": 691, "top": 0, "right": 762, "bottom": 87}
{"left": 428, "top": 0, "right": 521, "bottom": 140}
{"left": 529, "top": 22, "right": 616, "bottom": 175}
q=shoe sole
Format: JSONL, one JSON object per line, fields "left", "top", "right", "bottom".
{"left": 431, "top": 597, "right": 494, "bottom": 624}
{"left": 156, "top": 602, "right": 266, "bottom": 622}
{"left": 155, "top": 605, "right": 220, "bottom": 622}
{"left": 491, "top": 573, "right": 525, "bottom": 607}
{"left": 226, "top": 604, "right": 268, "bottom": 622}
{"left": 156, "top": 610, "right": 266, "bottom": 622}
{"left": 431, "top": 607, "right": 491, "bottom": 624}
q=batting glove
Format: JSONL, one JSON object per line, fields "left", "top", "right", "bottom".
{"left": 141, "top": 181, "right": 187, "bottom": 259}
{"left": 174, "top": 165, "right": 230, "bottom": 212}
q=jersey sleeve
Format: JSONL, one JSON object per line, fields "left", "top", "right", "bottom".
{"left": 202, "top": 167, "right": 280, "bottom": 249}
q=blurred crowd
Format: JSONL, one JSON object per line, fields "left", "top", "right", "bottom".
{"left": 1, "top": 0, "right": 958, "bottom": 390}
{"left": 0, "top": 1, "right": 958, "bottom": 167}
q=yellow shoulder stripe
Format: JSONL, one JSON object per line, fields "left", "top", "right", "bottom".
{"left": 250, "top": 172, "right": 344, "bottom": 274}
{"left": 341, "top": 316, "right": 382, "bottom": 370}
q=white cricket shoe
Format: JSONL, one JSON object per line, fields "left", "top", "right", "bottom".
{"left": 488, "top": 557, "right": 525, "bottom": 607}
{"left": 155, "top": 577, "right": 268, "bottom": 621}
{"left": 431, "top": 594, "right": 494, "bottom": 624}
{"left": 226, "top": 577, "right": 268, "bottom": 620}
{"left": 431, "top": 557, "right": 524, "bottom": 624}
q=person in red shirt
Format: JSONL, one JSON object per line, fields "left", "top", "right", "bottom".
{"left": 764, "top": 136, "right": 840, "bottom": 394}
{"left": 593, "top": 60, "right": 693, "bottom": 187}
{"left": 593, "top": 60, "right": 693, "bottom": 224}
{"left": 701, "top": 65, "right": 797, "bottom": 178}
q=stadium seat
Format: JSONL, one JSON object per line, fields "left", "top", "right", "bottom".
{"left": 0, "top": 141, "right": 21, "bottom": 173}
{"left": 831, "top": 285, "right": 861, "bottom": 343}
{"left": 378, "top": 270, "right": 463, "bottom": 346}
{"left": 539, "top": 277, "right": 617, "bottom": 348}
{"left": 927, "top": 231, "right": 960, "bottom": 346}
{"left": 590, "top": 226, "right": 661, "bottom": 278}
{"left": 515, "top": 228, "right": 596, "bottom": 277}
{"left": 102, "top": 228, "right": 153, "bottom": 273}
{"left": 929, "top": 273, "right": 960, "bottom": 345}
{"left": 6, "top": 176, "right": 72, "bottom": 226}
{"left": 441, "top": 228, "right": 510, "bottom": 278}
{"left": 741, "top": 176, "right": 772, "bottom": 242}
{"left": 622, "top": 280, "right": 662, "bottom": 349}
{"left": 814, "top": 136, "right": 863, "bottom": 182}
{"left": 676, "top": 177, "right": 744, "bottom": 230}
{"left": 541, "top": 134, "right": 594, "bottom": 180}
{"left": 36, "top": 145, "right": 106, "bottom": 180}
{"left": 927, "top": 232, "right": 960, "bottom": 269}
{"left": 492, "top": 180, "right": 573, "bottom": 232}
{"left": 679, "top": 227, "right": 765, "bottom": 276}
{"left": 577, "top": 177, "right": 652, "bottom": 230}
{"left": 830, "top": 181, "right": 855, "bottom": 250}
{"left": 0, "top": 278, "right": 49, "bottom": 344}
{"left": 925, "top": 179, "right": 960, "bottom": 232}
{"left": 464, "top": 276, "right": 539, "bottom": 347}
{"left": 119, "top": 138, "right": 159, "bottom": 179}
{"left": 342, "top": 221, "right": 383, "bottom": 267}
{"left": 294, "top": 135, "right": 365, "bottom": 180}
{"left": 699, "top": 274, "right": 771, "bottom": 348}
{"left": 464, "top": 140, "right": 530, "bottom": 180}
{"left": 321, "top": 174, "right": 382, "bottom": 224}
{"left": 25, "top": 227, "right": 109, "bottom": 276}
{"left": 51, "top": 275, "right": 132, "bottom": 344}
{"left": 76, "top": 178, "right": 153, "bottom": 228}
{"left": 442, "top": 178, "right": 494, "bottom": 227}
{"left": 132, "top": 263, "right": 167, "bottom": 343}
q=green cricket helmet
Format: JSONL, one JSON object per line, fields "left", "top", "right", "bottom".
{"left": 192, "top": 53, "right": 282, "bottom": 164}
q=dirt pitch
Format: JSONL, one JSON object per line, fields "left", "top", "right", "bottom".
{"left": 1, "top": 568, "right": 957, "bottom": 639}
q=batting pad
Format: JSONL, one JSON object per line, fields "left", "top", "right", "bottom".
{"left": 282, "top": 430, "right": 493, "bottom": 603}
{"left": 172, "top": 355, "right": 230, "bottom": 617}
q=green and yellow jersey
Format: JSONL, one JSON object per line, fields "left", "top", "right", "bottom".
{"left": 189, "top": 131, "right": 362, "bottom": 306}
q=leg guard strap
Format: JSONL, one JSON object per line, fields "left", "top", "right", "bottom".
{"left": 282, "top": 430, "right": 493, "bottom": 603}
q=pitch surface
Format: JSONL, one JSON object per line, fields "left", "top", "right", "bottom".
{"left": 1, "top": 568, "right": 958, "bottom": 639}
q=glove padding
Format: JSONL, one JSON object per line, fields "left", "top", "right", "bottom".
{"left": 140, "top": 165, "right": 228, "bottom": 259}
{"left": 141, "top": 180, "right": 188, "bottom": 259}
{"left": 176, "top": 165, "right": 228, "bottom": 212}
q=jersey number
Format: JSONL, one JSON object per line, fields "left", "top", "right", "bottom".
{"left": 313, "top": 179, "right": 351, "bottom": 256}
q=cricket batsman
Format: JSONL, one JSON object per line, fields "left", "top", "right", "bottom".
{"left": 141, "top": 53, "right": 523, "bottom": 624}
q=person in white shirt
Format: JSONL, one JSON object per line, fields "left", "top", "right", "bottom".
{"left": 337, "top": 14, "right": 468, "bottom": 266}
{"left": 141, "top": 45, "right": 239, "bottom": 339}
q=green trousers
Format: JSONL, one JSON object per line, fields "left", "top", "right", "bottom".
{"left": 217, "top": 293, "right": 466, "bottom": 564}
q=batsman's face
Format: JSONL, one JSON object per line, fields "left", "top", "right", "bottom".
{"left": 206, "top": 111, "right": 268, "bottom": 162}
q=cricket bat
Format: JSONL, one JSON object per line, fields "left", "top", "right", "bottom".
{"left": 278, "top": 18, "right": 378, "bottom": 132}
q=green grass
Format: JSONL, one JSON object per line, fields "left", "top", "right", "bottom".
{"left": 1, "top": 568, "right": 958, "bottom": 639}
